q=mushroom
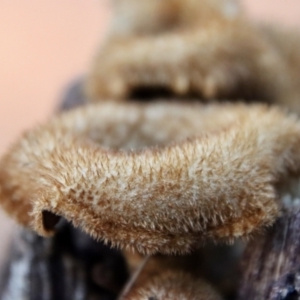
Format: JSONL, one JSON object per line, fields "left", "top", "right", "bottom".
{"left": 1, "top": 102, "right": 300, "bottom": 252}
{"left": 1, "top": 102, "right": 300, "bottom": 298}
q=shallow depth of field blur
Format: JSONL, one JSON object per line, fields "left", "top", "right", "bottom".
{"left": 0, "top": 0, "right": 299, "bottom": 262}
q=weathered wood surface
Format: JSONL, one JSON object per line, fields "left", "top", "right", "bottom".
{"left": 0, "top": 224, "right": 128, "bottom": 300}
{"left": 237, "top": 206, "right": 300, "bottom": 300}
{"left": 58, "top": 77, "right": 86, "bottom": 112}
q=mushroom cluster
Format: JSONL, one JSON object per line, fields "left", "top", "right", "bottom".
{"left": 1, "top": 1, "right": 300, "bottom": 299}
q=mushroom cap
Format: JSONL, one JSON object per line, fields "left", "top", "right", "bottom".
{"left": 0, "top": 102, "right": 299, "bottom": 254}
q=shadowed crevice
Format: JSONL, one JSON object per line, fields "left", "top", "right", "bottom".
{"left": 42, "top": 210, "right": 61, "bottom": 232}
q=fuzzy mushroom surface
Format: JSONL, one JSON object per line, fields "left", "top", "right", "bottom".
{"left": 0, "top": 102, "right": 300, "bottom": 254}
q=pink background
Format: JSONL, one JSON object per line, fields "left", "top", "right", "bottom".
{"left": 0, "top": 0, "right": 299, "bottom": 260}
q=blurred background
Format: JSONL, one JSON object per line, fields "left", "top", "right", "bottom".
{"left": 0, "top": 0, "right": 299, "bottom": 262}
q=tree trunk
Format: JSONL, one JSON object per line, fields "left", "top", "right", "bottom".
{"left": 237, "top": 206, "right": 300, "bottom": 300}
{"left": 0, "top": 223, "right": 129, "bottom": 300}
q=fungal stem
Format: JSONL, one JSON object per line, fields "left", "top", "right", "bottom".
{"left": 118, "top": 254, "right": 151, "bottom": 300}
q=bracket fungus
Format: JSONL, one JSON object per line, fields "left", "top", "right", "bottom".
{"left": 1, "top": 0, "right": 300, "bottom": 299}
{"left": 0, "top": 102, "right": 300, "bottom": 299}
{"left": 0, "top": 102, "right": 300, "bottom": 255}
{"left": 86, "top": 0, "right": 300, "bottom": 115}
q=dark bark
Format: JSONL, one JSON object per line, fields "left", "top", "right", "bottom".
{"left": 0, "top": 223, "right": 129, "bottom": 300}
{"left": 57, "top": 77, "right": 87, "bottom": 111}
{"left": 237, "top": 207, "right": 300, "bottom": 300}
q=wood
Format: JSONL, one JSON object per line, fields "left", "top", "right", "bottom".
{"left": 237, "top": 206, "right": 300, "bottom": 300}
{"left": 58, "top": 77, "right": 86, "bottom": 111}
{"left": 0, "top": 223, "right": 128, "bottom": 300}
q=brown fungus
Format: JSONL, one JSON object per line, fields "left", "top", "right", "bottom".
{"left": 86, "top": 0, "right": 300, "bottom": 114}
{"left": 2, "top": 1, "right": 300, "bottom": 299}
{"left": 0, "top": 102, "right": 300, "bottom": 255}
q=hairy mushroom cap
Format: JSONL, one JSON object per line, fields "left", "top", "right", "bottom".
{"left": 110, "top": 0, "right": 241, "bottom": 36}
{"left": 0, "top": 102, "right": 300, "bottom": 254}
{"left": 124, "top": 271, "right": 222, "bottom": 300}
{"left": 86, "top": 0, "right": 300, "bottom": 115}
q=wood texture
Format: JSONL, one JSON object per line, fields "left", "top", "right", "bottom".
{"left": 0, "top": 223, "right": 128, "bottom": 300}
{"left": 237, "top": 206, "right": 300, "bottom": 300}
